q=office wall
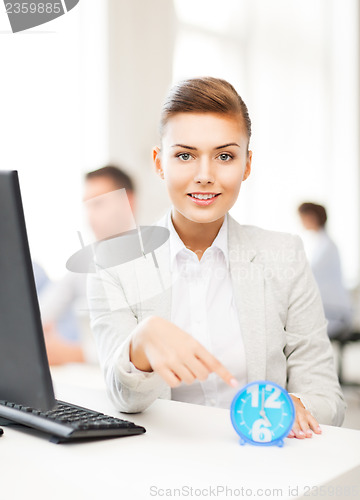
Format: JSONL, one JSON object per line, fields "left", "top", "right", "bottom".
{"left": 106, "top": 0, "right": 177, "bottom": 226}
{"left": 0, "top": 0, "right": 109, "bottom": 279}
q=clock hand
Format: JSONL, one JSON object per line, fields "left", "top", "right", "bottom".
{"left": 260, "top": 388, "right": 271, "bottom": 426}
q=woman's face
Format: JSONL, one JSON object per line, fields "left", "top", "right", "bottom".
{"left": 153, "top": 112, "right": 252, "bottom": 224}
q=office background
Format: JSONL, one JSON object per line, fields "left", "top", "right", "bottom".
{"left": 1, "top": 0, "right": 360, "bottom": 423}
{"left": 0, "top": 0, "right": 358, "bottom": 283}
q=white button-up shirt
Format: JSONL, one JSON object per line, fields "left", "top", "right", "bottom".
{"left": 168, "top": 211, "right": 247, "bottom": 409}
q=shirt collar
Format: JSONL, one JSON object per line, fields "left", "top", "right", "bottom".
{"left": 167, "top": 209, "right": 229, "bottom": 270}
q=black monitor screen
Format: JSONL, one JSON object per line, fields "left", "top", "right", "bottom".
{"left": 0, "top": 171, "right": 55, "bottom": 410}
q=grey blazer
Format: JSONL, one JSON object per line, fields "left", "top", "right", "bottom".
{"left": 87, "top": 211, "right": 346, "bottom": 425}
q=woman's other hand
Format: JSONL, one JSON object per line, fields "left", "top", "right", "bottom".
{"left": 287, "top": 395, "right": 322, "bottom": 439}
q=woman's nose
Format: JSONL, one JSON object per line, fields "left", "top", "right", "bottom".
{"left": 193, "top": 157, "right": 215, "bottom": 184}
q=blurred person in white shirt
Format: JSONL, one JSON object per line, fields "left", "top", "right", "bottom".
{"left": 40, "top": 165, "right": 136, "bottom": 365}
{"left": 298, "top": 202, "right": 352, "bottom": 338}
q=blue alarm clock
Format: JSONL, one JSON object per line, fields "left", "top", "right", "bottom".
{"left": 230, "top": 380, "right": 295, "bottom": 447}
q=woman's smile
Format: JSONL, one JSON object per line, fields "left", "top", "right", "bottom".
{"left": 187, "top": 192, "right": 221, "bottom": 206}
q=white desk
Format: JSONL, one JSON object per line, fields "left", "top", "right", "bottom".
{"left": 0, "top": 364, "right": 359, "bottom": 500}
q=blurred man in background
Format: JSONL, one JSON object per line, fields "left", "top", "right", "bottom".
{"left": 298, "top": 202, "right": 352, "bottom": 338}
{"left": 38, "top": 165, "right": 136, "bottom": 365}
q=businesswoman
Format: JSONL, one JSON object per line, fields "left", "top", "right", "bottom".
{"left": 88, "top": 77, "right": 346, "bottom": 439}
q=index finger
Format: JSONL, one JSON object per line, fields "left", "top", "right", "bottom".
{"left": 196, "top": 345, "right": 239, "bottom": 388}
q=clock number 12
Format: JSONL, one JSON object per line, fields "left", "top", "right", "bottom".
{"left": 247, "top": 384, "right": 282, "bottom": 409}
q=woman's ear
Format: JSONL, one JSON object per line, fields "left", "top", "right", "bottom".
{"left": 153, "top": 146, "right": 164, "bottom": 180}
{"left": 243, "top": 150, "right": 252, "bottom": 181}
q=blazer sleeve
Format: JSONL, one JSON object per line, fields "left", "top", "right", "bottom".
{"left": 284, "top": 235, "right": 346, "bottom": 426}
{"left": 86, "top": 267, "right": 170, "bottom": 413}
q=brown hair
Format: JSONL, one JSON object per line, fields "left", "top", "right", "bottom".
{"left": 85, "top": 165, "right": 135, "bottom": 193}
{"left": 298, "top": 202, "right": 327, "bottom": 227}
{"left": 160, "top": 77, "right": 251, "bottom": 148}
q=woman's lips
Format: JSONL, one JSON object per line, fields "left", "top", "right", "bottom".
{"left": 187, "top": 193, "right": 220, "bottom": 206}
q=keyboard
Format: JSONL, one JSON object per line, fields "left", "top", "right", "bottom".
{"left": 0, "top": 399, "right": 146, "bottom": 443}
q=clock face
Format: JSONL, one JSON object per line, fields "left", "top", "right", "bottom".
{"left": 230, "top": 381, "right": 295, "bottom": 446}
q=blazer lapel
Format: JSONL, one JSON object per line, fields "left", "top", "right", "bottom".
{"left": 133, "top": 212, "right": 172, "bottom": 322}
{"left": 228, "top": 215, "right": 267, "bottom": 383}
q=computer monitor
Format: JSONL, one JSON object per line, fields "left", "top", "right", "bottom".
{"left": 0, "top": 170, "right": 56, "bottom": 411}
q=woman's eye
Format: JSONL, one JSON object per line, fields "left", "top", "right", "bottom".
{"left": 177, "top": 153, "right": 192, "bottom": 161}
{"left": 218, "top": 153, "right": 233, "bottom": 161}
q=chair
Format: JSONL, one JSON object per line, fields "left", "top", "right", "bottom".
{"left": 331, "top": 329, "right": 360, "bottom": 387}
